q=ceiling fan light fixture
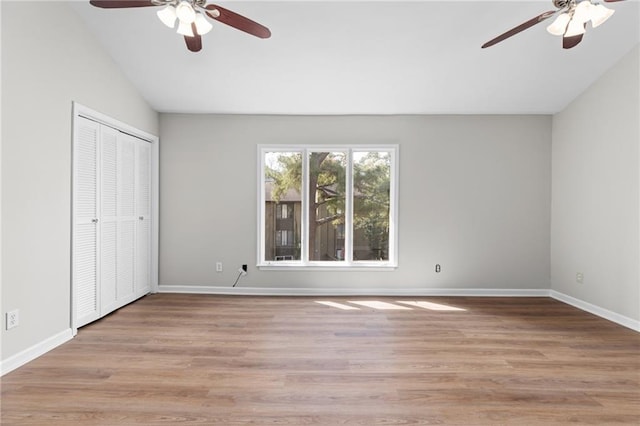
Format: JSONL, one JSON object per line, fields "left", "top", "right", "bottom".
{"left": 156, "top": 5, "right": 177, "bottom": 28}
{"left": 590, "top": 3, "right": 615, "bottom": 28}
{"left": 547, "top": 12, "right": 571, "bottom": 36}
{"left": 194, "top": 12, "right": 213, "bottom": 35}
{"left": 176, "top": 19, "right": 195, "bottom": 37}
{"left": 176, "top": 1, "right": 196, "bottom": 24}
{"left": 89, "top": 0, "right": 272, "bottom": 53}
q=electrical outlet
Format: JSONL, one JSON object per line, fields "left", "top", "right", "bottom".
{"left": 238, "top": 267, "right": 247, "bottom": 277}
{"left": 435, "top": 264, "right": 441, "bottom": 273}
{"left": 216, "top": 262, "right": 223, "bottom": 272}
{"left": 6, "top": 310, "right": 19, "bottom": 330}
{"left": 576, "top": 272, "right": 584, "bottom": 284}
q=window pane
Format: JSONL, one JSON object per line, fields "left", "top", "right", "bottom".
{"left": 353, "top": 152, "right": 390, "bottom": 261}
{"left": 264, "top": 152, "right": 302, "bottom": 261}
{"left": 308, "top": 152, "right": 346, "bottom": 261}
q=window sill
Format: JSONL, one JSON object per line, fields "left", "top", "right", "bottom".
{"left": 258, "top": 262, "right": 398, "bottom": 272}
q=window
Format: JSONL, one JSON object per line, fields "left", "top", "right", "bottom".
{"left": 276, "top": 230, "right": 294, "bottom": 247}
{"left": 276, "top": 203, "right": 293, "bottom": 219}
{"left": 259, "top": 146, "right": 398, "bottom": 268}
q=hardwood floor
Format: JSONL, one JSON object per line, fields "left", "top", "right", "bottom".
{"left": 2, "top": 294, "right": 639, "bottom": 425}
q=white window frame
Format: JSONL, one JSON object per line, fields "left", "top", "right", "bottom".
{"left": 258, "top": 145, "right": 399, "bottom": 270}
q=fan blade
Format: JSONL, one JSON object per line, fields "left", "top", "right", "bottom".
{"left": 482, "top": 10, "right": 557, "bottom": 48}
{"left": 563, "top": 33, "right": 584, "bottom": 49}
{"left": 205, "top": 4, "right": 271, "bottom": 39}
{"left": 89, "top": 0, "right": 157, "bottom": 8}
{"left": 184, "top": 35, "right": 203, "bottom": 52}
{"left": 563, "top": 21, "right": 587, "bottom": 49}
{"left": 603, "top": 0, "right": 626, "bottom": 2}
{"left": 184, "top": 24, "right": 202, "bottom": 52}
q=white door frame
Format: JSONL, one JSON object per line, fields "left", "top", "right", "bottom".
{"left": 71, "top": 102, "right": 159, "bottom": 335}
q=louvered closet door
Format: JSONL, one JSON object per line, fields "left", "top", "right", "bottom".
{"left": 73, "top": 108, "right": 154, "bottom": 330}
{"left": 117, "top": 133, "right": 137, "bottom": 306}
{"left": 100, "top": 126, "right": 119, "bottom": 315}
{"left": 73, "top": 117, "right": 100, "bottom": 327}
{"left": 136, "top": 139, "right": 151, "bottom": 296}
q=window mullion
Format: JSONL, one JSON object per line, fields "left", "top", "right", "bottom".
{"left": 258, "top": 147, "right": 266, "bottom": 265}
{"left": 345, "top": 149, "right": 353, "bottom": 264}
{"left": 301, "top": 149, "right": 309, "bottom": 264}
{"left": 389, "top": 148, "right": 398, "bottom": 264}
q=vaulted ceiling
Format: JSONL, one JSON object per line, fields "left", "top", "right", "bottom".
{"left": 71, "top": 0, "right": 640, "bottom": 115}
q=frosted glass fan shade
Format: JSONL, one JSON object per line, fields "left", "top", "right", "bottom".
{"left": 573, "top": 0, "right": 593, "bottom": 24}
{"left": 194, "top": 13, "right": 213, "bottom": 35}
{"left": 157, "top": 5, "right": 177, "bottom": 28}
{"left": 547, "top": 13, "right": 571, "bottom": 36}
{"left": 591, "top": 4, "right": 615, "bottom": 28}
{"left": 176, "top": 1, "right": 196, "bottom": 24}
{"left": 177, "top": 20, "right": 195, "bottom": 37}
{"left": 564, "top": 18, "right": 586, "bottom": 37}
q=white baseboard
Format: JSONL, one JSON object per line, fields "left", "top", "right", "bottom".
{"left": 157, "top": 285, "right": 549, "bottom": 297}
{"left": 1, "top": 328, "right": 73, "bottom": 376}
{"left": 550, "top": 290, "right": 640, "bottom": 332}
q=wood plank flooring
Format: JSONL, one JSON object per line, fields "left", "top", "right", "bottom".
{"left": 1, "top": 294, "right": 639, "bottom": 425}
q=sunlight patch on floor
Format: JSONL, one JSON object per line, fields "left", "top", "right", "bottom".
{"left": 315, "top": 300, "right": 467, "bottom": 312}
{"left": 315, "top": 301, "right": 361, "bottom": 310}
{"left": 397, "top": 301, "right": 466, "bottom": 311}
{"left": 348, "top": 301, "right": 412, "bottom": 310}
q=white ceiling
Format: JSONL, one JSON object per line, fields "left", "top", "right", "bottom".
{"left": 70, "top": 0, "right": 640, "bottom": 115}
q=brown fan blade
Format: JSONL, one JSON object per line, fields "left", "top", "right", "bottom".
{"left": 482, "top": 10, "right": 557, "bottom": 48}
{"left": 563, "top": 21, "right": 587, "bottom": 49}
{"left": 205, "top": 4, "right": 271, "bottom": 39}
{"left": 184, "top": 23, "right": 202, "bottom": 52}
{"left": 184, "top": 35, "right": 203, "bottom": 52}
{"left": 89, "top": 0, "right": 157, "bottom": 8}
{"left": 563, "top": 33, "right": 584, "bottom": 49}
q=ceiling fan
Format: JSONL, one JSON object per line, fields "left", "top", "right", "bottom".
{"left": 482, "top": 0, "right": 625, "bottom": 49}
{"left": 89, "top": 0, "right": 271, "bottom": 53}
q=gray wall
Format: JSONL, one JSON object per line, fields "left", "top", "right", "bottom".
{"left": 159, "top": 114, "right": 552, "bottom": 291}
{"left": 1, "top": 1, "right": 159, "bottom": 362}
{"left": 551, "top": 45, "right": 640, "bottom": 321}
